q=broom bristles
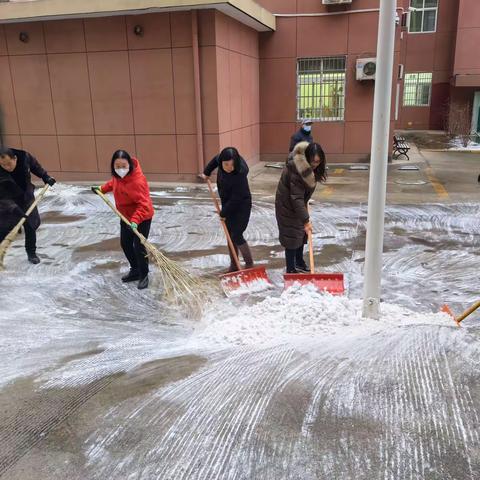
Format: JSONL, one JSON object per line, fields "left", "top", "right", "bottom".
{"left": 141, "top": 237, "right": 209, "bottom": 316}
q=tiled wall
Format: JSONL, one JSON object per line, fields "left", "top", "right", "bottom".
{"left": 256, "top": 0, "right": 400, "bottom": 162}
{"left": 0, "top": 11, "right": 260, "bottom": 180}
{"left": 198, "top": 10, "right": 260, "bottom": 165}
{"left": 398, "top": 0, "right": 459, "bottom": 130}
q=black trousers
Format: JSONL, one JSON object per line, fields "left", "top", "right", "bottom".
{"left": 285, "top": 245, "right": 305, "bottom": 272}
{"left": 225, "top": 206, "right": 251, "bottom": 246}
{"left": 0, "top": 223, "right": 36, "bottom": 254}
{"left": 120, "top": 219, "right": 151, "bottom": 278}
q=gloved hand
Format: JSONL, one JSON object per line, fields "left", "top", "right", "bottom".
{"left": 131, "top": 222, "right": 138, "bottom": 230}
{"left": 91, "top": 186, "right": 101, "bottom": 194}
{"left": 44, "top": 176, "right": 56, "bottom": 186}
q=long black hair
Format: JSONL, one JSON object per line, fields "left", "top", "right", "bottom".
{"left": 111, "top": 150, "right": 134, "bottom": 178}
{"left": 305, "top": 143, "right": 327, "bottom": 183}
{"left": 218, "top": 147, "right": 241, "bottom": 173}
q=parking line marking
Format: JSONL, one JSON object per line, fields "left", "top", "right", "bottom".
{"left": 426, "top": 167, "right": 449, "bottom": 199}
{"left": 333, "top": 168, "right": 344, "bottom": 174}
{"left": 320, "top": 186, "right": 334, "bottom": 197}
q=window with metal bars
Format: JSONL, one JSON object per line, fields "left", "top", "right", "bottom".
{"left": 409, "top": 0, "right": 438, "bottom": 33}
{"left": 297, "top": 57, "right": 346, "bottom": 122}
{"left": 403, "top": 72, "right": 432, "bottom": 106}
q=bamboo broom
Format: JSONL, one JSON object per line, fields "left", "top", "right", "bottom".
{"left": 95, "top": 188, "right": 207, "bottom": 314}
{"left": 0, "top": 184, "right": 50, "bottom": 270}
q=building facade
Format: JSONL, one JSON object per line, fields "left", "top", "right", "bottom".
{"left": 0, "top": 0, "right": 479, "bottom": 179}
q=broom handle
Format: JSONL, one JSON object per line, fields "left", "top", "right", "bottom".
{"left": 206, "top": 179, "right": 242, "bottom": 271}
{"left": 307, "top": 203, "right": 314, "bottom": 274}
{"left": 456, "top": 300, "right": 480, "bottom": 325}
{"left": 96, "top": 189, "right": 147, "bottom": 245}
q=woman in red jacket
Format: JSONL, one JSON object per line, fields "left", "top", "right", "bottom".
{"left": 92, "top": 150, "right": 154, "bottom": 290}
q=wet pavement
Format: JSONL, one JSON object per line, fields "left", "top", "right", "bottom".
{"left": 0, "top": 152, "right": 479, "bottom": 479}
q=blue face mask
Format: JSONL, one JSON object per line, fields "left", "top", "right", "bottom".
{"left": 303, "top": 125, "right": 312, "bottom": 133}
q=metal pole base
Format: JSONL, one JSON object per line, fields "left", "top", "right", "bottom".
{"left": 362, "top": 297, "right": 380, "bottom": 320}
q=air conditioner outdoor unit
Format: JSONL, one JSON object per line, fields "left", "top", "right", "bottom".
{"left": 356, "top": 58, "right": 377, "bottom": 81}
{"left": 322, "top": 0, "right": 352, "bottom": 4}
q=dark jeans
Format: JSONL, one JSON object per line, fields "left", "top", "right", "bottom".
{"left": 120, "top": 219, "right": 151, "bottom": 278}
{"left": 0, "top": 223, "right": 37, "bottom": 254}
{"left": 285, "top": 245, "right": 305, "bottom": 272}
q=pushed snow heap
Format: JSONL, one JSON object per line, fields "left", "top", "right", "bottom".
{"left": 198, "top": 285, "right": 451, "bottom": 347}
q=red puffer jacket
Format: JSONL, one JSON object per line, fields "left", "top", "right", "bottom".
{"left": 101, "top": 158, "right": 154, "bottom": 224}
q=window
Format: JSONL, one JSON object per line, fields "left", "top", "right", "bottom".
{"left": 403, "top": 73, "right": 432, "bottom": 106}
{"left": 409, "top": 0, "right": 438, "bottom": 33}
{"left": 297, "top": 57, "right": 346, "bottom": 122}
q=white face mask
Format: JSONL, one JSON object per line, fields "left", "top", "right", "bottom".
{"left": 303, "top": 125, "right": 312, "bottom": 133}
{"left": 115, "top": 168, "right": 129, "bottom": 178}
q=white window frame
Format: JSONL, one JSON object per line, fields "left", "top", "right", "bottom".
{"left": 403, "top": 72, "right": 433, "bottom": 107}
{"left": 408, "top": 0, "right": 438, "bottom": 34}
{"left": 296, "top": 56, "right": 346, "bottom": 123}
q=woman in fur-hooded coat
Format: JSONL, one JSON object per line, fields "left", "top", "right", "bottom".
{"left": 275, "top": 141, "right": 327, "bottom": 273}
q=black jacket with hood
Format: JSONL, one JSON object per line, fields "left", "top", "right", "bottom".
{"left": 204, "top": 154, "right": 252, "bottom": 219}
{"left": 0, "top": 149, "right": 50, "bottom": 231}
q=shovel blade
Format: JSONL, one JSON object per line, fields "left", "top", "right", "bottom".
{"left": 441, "top": 304, "right": 455, "bottom": 318}
{"left": 284, "top": 272, "right": 345, "bottom": 295}
{"left": 220, "top": 266, "right": 272, "bottom": 297}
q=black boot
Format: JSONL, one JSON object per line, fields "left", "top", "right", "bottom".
{"left": 238, "top": 242, "right": 254, "bottom": 269}
{"left": 122, "top": 269, "right": 140, "bottom": 283}
{"left": 137, "top": 275, "right": 149, "bottom": 290}
{"left": 295, "top": 262, "right": 310, "bottom": 273}
{"left": 27, "top": 252, "right": 40, "bottom": 265}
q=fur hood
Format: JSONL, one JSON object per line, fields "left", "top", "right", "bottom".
{"left": 288, "top": 141, "right": 315, "bottom": 189}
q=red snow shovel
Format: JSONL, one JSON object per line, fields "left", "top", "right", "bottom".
{"left": 206, "top": 179, "right": 271, "bottom": 296}
{"left": 284, "top": 228, "right": 344, "bottom": 295}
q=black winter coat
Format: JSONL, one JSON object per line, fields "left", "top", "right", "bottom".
{"left": 0, "top": 149, "right": 49, "bottom": 232}
{"left": 275, "top": 141, "right": 317, "bottom": 250}
{"left": 204, "top": 154, "right": 252, "bottom": 219}
{"left": 289, "top": 128, "right": 313, "bottom": 153}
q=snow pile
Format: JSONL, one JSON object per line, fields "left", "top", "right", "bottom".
{"left": 448, "top": 137, "right": 480, "bottom": 151}
{"left": 196, "top": 285, "right": 451, "bottom": 347}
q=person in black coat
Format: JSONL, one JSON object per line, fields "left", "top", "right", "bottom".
{"left": 275, "top": 141, "right": 327, "bottom": 273}
{"left": 201, "top": 147, "right": 254, "bottom": 272}
{"left": 289, "top": 118, "right": 314, "bottom": 153}
{"left": 0, "top": 146, "right": 56, "bottom": 264}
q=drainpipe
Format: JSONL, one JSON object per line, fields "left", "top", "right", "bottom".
{"left": 191, "top": 10, "right": 204, "bottom": 175}
{"left": 362, "top": 0, "right": 396, "bottom": 320}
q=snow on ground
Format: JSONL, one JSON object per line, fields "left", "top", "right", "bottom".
{"left": 448, "top": 137, "right": 480, "bottom": 151}
{"left": 0, "top": 185, "right": 479, "bottom": 479}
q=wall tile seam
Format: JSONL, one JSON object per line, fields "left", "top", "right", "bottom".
{"left": 168, "top": 12, "right": 180, "bottom": 175}
{"left": 41, "top": 21, "right": 62, "bottom": 170}
{"left": 200, "top": 42, "right": 259, "bottom": 59}
{"left": 5, "top": 54, "right": 22, "bottom": 141}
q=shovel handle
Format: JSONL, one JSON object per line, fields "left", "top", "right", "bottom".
{"left": 308, "top": 230, "right": 315, "bottom": 274}
{"left": 456, "top": 300, "right": 480, "bottom": 325}
{"left": 206, "top": 179, "right": 242, "bottom": 271}
{"left": 306, "top": 203, "right": 315, "bottom": 274}
{"left": 96, "top": 189, "right": 148, "bottom": 245}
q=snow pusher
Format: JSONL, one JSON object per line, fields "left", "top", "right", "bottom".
{"left": 206, "top": 179, "right": 272, "bottom": 297}
{"left": 441, "top": 300, "right": 480, "bottom": 327}
{"left": 283, "top": 228, "right": 344, "bottom": 295}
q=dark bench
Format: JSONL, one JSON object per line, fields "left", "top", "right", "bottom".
{"left": 393, "top": 135, "right": 410, "bottom": 160}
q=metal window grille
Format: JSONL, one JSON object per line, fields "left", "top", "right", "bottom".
{"left": 297, "top": 56, "right": 346, "bottom": 122}
{"left": 403, "top": 72, "right": 432, "bottom": 106}
{"left": 409, "top": 0, "right": 438, "bottom": 33}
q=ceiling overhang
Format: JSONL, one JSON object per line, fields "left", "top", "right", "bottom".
{"left": 0, "top": 0, "right": 275, "bottom": 32}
